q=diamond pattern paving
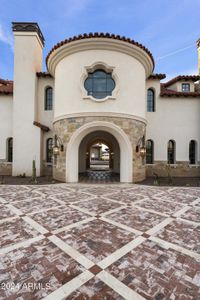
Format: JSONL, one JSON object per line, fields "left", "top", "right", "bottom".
{"left": 155, "top": 219, "right": 200, "bottom": 253}
{"left": 0, "top": 217, "right": 40, "bottom": 248}
{"left": 58, "top": 219, "right": 136, "bottom": 263}
{"left": 107, "top": 239, "right": 200, "bottom": 300}
{"left": 105, "top": 191, "right": 146, "bottom": 203}
{"left": 1, "top": 190, "right": 42, "bottom": 202}
{"left": 161, "top": 193, "right": 198, "bottom": 204}
{"left": 0, "top": 238, "right": 84, "bottom": 299}
{"left": 65, "top": 277, "right": 124, "bottom": 299}
{"left": 0, "top": 183, "right": 199, "bottom": 300}
{"left": 31, "top": 206, "right": 91, "bottom": 231}
{"left": 179, "top": 207, "right": 200, "bottom": 223}
{"left": 135, "top": 198, "right": 184, "bottom": 215}
{"left": 0, "top": 204, "right": 18, "bottom": 219}
{"left": 12, "top": 197, "right": 63, "bottom": 214}
{"left": 51, "top": 192, "right": 93, "bottom": 203}
{"left": 106, "top": 206, "right": 166, "bottom": 232}
{"left": 73, "top": 197, "right": 122, "bottom": 214}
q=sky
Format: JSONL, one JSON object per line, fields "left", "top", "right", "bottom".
{"left": 0, "top": 0, "right": 199, "bottom": 80}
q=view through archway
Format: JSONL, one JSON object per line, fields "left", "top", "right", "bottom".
{"left": 79, "top": 131, "right": 120, "bottom": 181}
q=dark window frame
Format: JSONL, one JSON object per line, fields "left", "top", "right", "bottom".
{"left": 7, "top": 137, "right": 13, "bottom": 162}
{"left": 147, "top": 88, "right": 155, "bottom": 112}
{"left": 46, "top": 138, "right": 53, "bottom": 163}
{"left": 181, "top": 83, "right": 190, "bottom": 92}
{"left": 167, "top": 140, "right": 175, "bottom": 164}
{"left": 146, "top": 140, "right": 154, "bottom": 164}
{"left": 45, "top": 87, "right": 53, "bottom": 110}
{"left": 189, "top": 140, "right": 196, "bottom": 164}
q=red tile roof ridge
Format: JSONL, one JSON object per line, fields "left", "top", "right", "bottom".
{"left": 36, "top": 72, "right": 52, "bottom": 78}
{"left": 163, "top": 75, "right": 200, "bottom": 87}
{"left": 148, "top": 73, "right": 166, "bottom": 80}
{"left": 0, "top": 79, "right": 13, "bottom": 95}
{"left": 46, "top": 33, "right": 154, "bottom": 68}
{"left": 0, "top": 78, "right": 13, "bottom": 84}
{"left": 160, "top": 85, "right": 200, "bottom": 98}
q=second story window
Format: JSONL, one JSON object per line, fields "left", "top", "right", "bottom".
{"left": 182, "top": 83, "right": 190, "bottom": 92}
{"left": 147, "top": 88, "right": 155, "bottom": 112}
{"left": 45, "top": 87, "right": 53, "bottom": 110}
{"left": 84, "top": 69, "right": 115, "bottom": 99}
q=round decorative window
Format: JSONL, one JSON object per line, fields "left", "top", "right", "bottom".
{"left": 84, "top": 69, "right": 115, "bottom": 99}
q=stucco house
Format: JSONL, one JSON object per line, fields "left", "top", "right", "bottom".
{"left": 0, "top": 22, "right": 199, "bottom": 182}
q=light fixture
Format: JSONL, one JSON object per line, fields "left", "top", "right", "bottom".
{"left": 53, "top": 134, "right": 64, "bottom": 155}
{"left": 140, "top": 147, "right": 146, "bottom": 158}
{"left": 53, "top": 146, "right": 59, "bottom": 156}
{"left": 136, "top": 136, "right": 146, "bottom": 158}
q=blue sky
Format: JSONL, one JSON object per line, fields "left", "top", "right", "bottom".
{"left": 0, "top": 0, "right": 199, "bottom": 80}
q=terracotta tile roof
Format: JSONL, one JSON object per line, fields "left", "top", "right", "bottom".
{"left": 33, "top": 121, "right": 50, "bottom": 132}
{"left": 197, "top": 38, "right": 200, "bottom": 47}
{"left": 163, "top": 75, "right": 200, "bottom": 87}
{"left": 148, "top": 73, "right": 166, "bottom": 80}
{"left": 36, "top": 72, "right": 52, "bottom": 78}
{"left": 46, "top": 33, "right": 155, "bottom": 68}
{"left": 160, "top": 84, "right": 200, "bottom": 98}
{"left": 0, "top": 79, "right": 13, "bottom": 95}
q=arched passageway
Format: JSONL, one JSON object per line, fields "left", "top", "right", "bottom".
{"left": 65, "top": 121, "right": 133, "bottom": 183}
{"left": 79, "top": 131, "right": 120, "bottom": 181}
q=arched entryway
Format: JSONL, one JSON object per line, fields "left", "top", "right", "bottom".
{"left": 78, "top": 131, "right": 120, "bottom": 181}
{"left": 66, "top": 121, "right": 133, "bottom": 183}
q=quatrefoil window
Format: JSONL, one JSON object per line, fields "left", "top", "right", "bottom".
{"left": 84, "top": 69, "right": 115, "bottom": 100}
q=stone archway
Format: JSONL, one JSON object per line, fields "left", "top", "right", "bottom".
{"left": 78, "top": 131, "right": 120, "bottom": 178}
{"left": 66, "top": 121, "right": 133, "bottom": 182}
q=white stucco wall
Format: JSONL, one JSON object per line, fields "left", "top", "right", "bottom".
{"left": 54, "top": 50, "right": 146, "bottom": 121}
{"left": 0, "top": 95, "right": 13, "bottom": 159}
{"left": 37, "top": 77, "right": 54, "bottom": 129}
{"left": 146, "top": 79, "right": 200, "bottom": 162}
{"left": 12, "top": 32, "right": 43, "bottom": 176}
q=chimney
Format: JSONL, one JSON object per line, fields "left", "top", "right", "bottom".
{"left": 12, "top": 22, "right": 44, "bottom": 176}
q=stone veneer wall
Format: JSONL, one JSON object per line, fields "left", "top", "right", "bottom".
{"left": 53, "top": 116, "right": 146, "bottom": 183}
{"left": 0, "top": 161, "right": 12, "bottom": 175}
{"left": 42, "top": 162, "right": 53, "bottom": 177}
{"left": 146, "top": 161, "right": 200, "bottom": 178}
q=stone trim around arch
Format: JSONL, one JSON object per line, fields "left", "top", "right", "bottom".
{"left": 66, "top": 121, "right": 132, "bottom": 183}
{"left": 53, "top": 116, "right": 146, "bottom": 183}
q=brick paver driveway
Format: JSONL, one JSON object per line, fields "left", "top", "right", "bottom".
{"left": 0, "top": 184, "right": 199, "bottom": 299}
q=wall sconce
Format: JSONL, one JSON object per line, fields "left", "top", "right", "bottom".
{"left": 53, "top": 134, "right": 64, "bottom": 155}
{"left": 136, "top": 137, "right": 146, "bottom": 158}
{"left": 139, "top": 147, "right": 146, "bottom": 158}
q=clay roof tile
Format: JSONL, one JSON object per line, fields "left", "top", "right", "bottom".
{"left": 46, "top": 33, "right": 154, "bottom": 68}
{"left": 0, "top": 79, "right": 13, "bottom": 95}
